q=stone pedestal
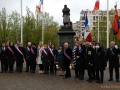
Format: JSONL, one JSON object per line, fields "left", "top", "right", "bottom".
{"left": 57, "top": 26, "right": 75, "bottom": 49}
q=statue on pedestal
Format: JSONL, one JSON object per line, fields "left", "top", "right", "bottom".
{"left": 62, "top": 5, "right": 71, "bottom": 26}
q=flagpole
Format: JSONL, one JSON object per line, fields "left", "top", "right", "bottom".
{"left": 42, "top": 0, "right": 44, "bottom": 44}
{"left": 20, "top": 0, "right": 23, "bottom": 44}
{"left": 107, "top": 0, "right": 109, "bottom": 48}
{"left": 98, "top": 10, "right": 100, "bottom": 42}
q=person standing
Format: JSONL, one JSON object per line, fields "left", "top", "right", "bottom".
{"left": 57, "top": 45, "right": 65, "bottom": 76}
{"left": 36, "top": 42, "right": 44, "bottom": 74}
{"left": 94, "top": 43, "right": 107, "bottom": 83}
{"left": 0, "top": 43, "right": 7, "bottom": 73}
{"left": 25, "top": 42, "right": 31, "bottom": 72}
{"left": 42, "top": 44, "right": 50, "bottom": 74}
{"left": 29, "top": 43, "right": 37, "bottom": 73}
{"left": 85, "top": 42, "right": 94, "bottom": 83}
{"left": 15, "top": 43, "right": 26, "bottom": 72}
{"left": 106, "top": 41, "right": 120, "bottom": 82}
{"left": 72, "top": 42, "right": 79, "bottom": 78}
{"left": 76, "top": 41, "right": 85, "bottom": 80}
{"left": 63, "top": 42, "right": 72, "bottom": 79}
{"left": 6, "top": 42, "right": 16, "bottom": 73}
{"left": 48, "top": 43, "right": 58, "bottom": 75}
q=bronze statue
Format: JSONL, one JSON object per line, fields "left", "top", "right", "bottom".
{"left": 62, "top": 5, "right": 70, "bottom": 26}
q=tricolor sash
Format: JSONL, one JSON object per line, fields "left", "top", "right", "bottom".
{"left": 8, "top": 46, "right": 14, "bottom": 55}
{"left": 39, "top": 47, "right": 42, "bottom": 52}
{"left": 42, "top": 49, "right": 48, "bottom": 56}
{"left": 48, "top": 46, "right": 54, "bottom": 56}
{"left": 64, "top": 50, "right": 71, "bottom": 60}
{"left": 16, "top": 47, "right": 24, "bottom": 57}
{"left": 31, "top": 48, "right": 35, "bottom": 55}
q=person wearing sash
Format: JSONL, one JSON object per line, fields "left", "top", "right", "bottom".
{"left": 14, "top": 40, "right": 20, "bottom": 71}
{"left": 48, "top": 43, "right": 58, "bottom": 75}
{"left": 15, "top": 43, "right": 26, "bottom": 72}
{"left": 0, "top": 43, "right": 7, "bottom": 73}
{"left": 63, "top": 42, "right": 72, "bottom": 79}
{"left": 84, "top": 42, "right": 94, "bottom": 83}
{"left": 56, "top": 45, "right": 65, "bottom": 76}
{"left": 106, "top": 41, "right": 120, "bottom": 82}
{"left": 36, "top": 42, "right": 44, "bottom": 74}
{"left": 41, "top": 44, "right": 50, "bottom": 74}
{"left": 6, "top": 42, "right": 16, "bottom": 73}
{"left": 94, "top": 43, "right": 107, "bottom": 83}
{"left": 29, "top": 43, "right": 37, "bottom": 73}
{"left": 25, "top": 42, "right": 31, "bottom": 72}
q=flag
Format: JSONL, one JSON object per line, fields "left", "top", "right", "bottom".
{"left": 93, "top": 0, "right": 99, "bottom": 11}
{"left": 113, "top": 4, "right": 119, "bottom": 35}
{"left": 84, "top": 12, "right": 92, "bottom": 42}
{"left": 116, "top": 17, "right": 120, "bottom": 39}
{"left": 36, "top": 0, "right": 43, "bottom": 12}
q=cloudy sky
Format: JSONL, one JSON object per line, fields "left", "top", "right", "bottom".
{"left": 0, "top": 0, "right": 120, "bottom": 25}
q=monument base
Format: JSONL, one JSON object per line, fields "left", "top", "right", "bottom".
{"left": 57, "top": 27, "right": 75, "bottom": 49}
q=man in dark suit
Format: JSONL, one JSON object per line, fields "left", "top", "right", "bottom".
{"left": 25, "top": 42, "right": 31, "bottom": 72}
{"left": 85, "top": 42, "right": 94, "bottom": 83}
{"left": 48, "top": 43, "right": 58, "bottom": 75}
{"left": 106, "top": 41, "right": 120, "bottom": 82}
{"left": 63, "top": 42, "right": 72, "bottom": 79}
{"left": 15, "top": 43, "right": 26, "bottom": 72}
{"left": 75, "top": 41, "right": 86, "bottom": 80}
{"left": 29, "top": 43, "right": 37, "bottom": 73}
{"left": 0, "top": 43, "right": 7, "bottom": 73}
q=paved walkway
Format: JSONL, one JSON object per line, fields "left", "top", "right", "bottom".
{"left": 0, "top": 66, "right": 120, "bottom": 90}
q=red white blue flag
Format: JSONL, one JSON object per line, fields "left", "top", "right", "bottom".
{"left": 36, "top": 0, "right": 43, "bottom": 12}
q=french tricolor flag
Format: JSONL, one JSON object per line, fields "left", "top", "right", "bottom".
{"left": 94, "top": 0, "right": 99, "bottom": 11}
{"left": 84, "top": 12, "right": 92, "bottom": 42}
{"left": 36, "top": 0, "right": 43, "bottom": 12}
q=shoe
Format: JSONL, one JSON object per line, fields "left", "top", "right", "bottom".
{"left": 99, "top": 81, "right": 103, "bottom": 84}
{"left": 89, "top": 80, "right": 93, "bottom": 83}
{"left": 116, "top": 79, "right": 119, "bottom": 82}
{"left": 38, "top": 71, "right": 41, "bottom": 74}
{"left": 59, "top": 74, "right": 64, "bottom": 76}
{"left": 25, "top": 70, "right": 29, "bottom": 72}
{"left": 108, "top": 79, "right": 113, "bottom": 81}
{"left": 63, "top": 77, "right": 68, "bottom": 79}
{"left": 86, "top": 79, "right": 89, "bottom": 81}
{"left": 75, "top": 76, "right": 78, "bottom": 78}
{"left": 96, "top": 80, "right": 100, "bottom": 83}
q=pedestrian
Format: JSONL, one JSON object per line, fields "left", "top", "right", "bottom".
{"left": 94, "top": 43, "right": 107, "bottom": 83}
{"left": 0, "top": 43, "right": 7, "bottom": 73}
{"left": 15, "top": 43, "right": 26, "bottom": 72}
{"left": 29, "top": 43, "right": 37, "bottom": 73}
{"left": 48, "top": 43, "right": 58, "bottom": 75}
{"left": 42, "top": 44, "right": 50, "bottom": 74}
{"left": 106, "top": 41, "right": 120, "bottom": 82}
{"left": 36, "top": 42, "right": 44, "bottom": 74}
{"left": 6, "top": 42, "right": 16, "bottom": 73}
{"left": 56, "top": 45, "right": 65, "bottom": 76}
{"left": 84, "top": 42, "right": 94, "bottom": 83}
{"left": 63, "top": 42, "right": 72, "bottom": 79}
{"left": 25, "top": 42, "right": 31, "bottom": 72}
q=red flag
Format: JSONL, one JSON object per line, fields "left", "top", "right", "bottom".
{"left": 113, "top": 5, "right": 119, "bottom": 35}
{"left": 36, "top": 5, "right": 41, "bottom": 12}
{"left": 94, "top": 0, "right": 99, "bottom": 11}
{"left": 86, "top": 33, "right": 92, "bottom": 42}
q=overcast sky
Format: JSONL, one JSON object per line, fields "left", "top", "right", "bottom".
{"left": 0, "top": 0, "right": 120, "bottom": 25}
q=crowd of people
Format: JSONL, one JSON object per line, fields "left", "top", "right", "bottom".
{"left": 0, "top": 40, "right": 120, "bottom": 84}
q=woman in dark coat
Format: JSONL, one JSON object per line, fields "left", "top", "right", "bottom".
{"left": 6, "top": 42, "right": 16, "bottom": 73}
{"left": 94, "top": 43, "right": 107, "bottom": 83}
{"left": 41, "top": 44, "right": 50, "bottom": 74}
{"left": 57, "top": 45, "right": 64, "bottom": 76}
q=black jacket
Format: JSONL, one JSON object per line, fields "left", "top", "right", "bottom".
{"left": 94, "top": 47, "right": 107, "bottom": 71}
{"left": 106, "top": 47, "right": 120, "bottom": 68}
{"left": 64, "top": 47, "right": 72, "bottom": 62}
